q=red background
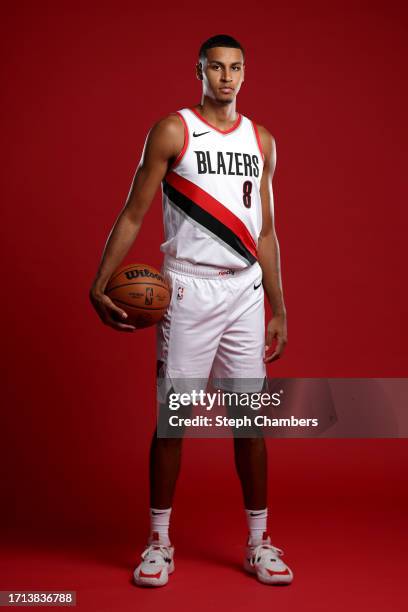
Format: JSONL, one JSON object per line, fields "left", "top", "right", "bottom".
{"left": 1, "top": 1, "right": 407, "bottom": 610}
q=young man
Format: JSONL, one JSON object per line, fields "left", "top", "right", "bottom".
{"left": 89, "top": 34, "right": 292, "bottom": 587}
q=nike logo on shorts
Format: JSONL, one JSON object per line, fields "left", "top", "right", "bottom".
{"left": 193, "top": 130, "right": 211, "bottom": 137}
{"left": 254, "top": 282, "right": 262, "bottom": 290}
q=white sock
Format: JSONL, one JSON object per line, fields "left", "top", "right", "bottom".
{"left": 245, "top": 508, "right": 268, "bottom": 545}
{"left": 149, "top": 507, "right": 172, "bottom": 545}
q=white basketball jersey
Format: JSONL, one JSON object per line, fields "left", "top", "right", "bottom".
{"left": 160, "top": 107, "right": 265, "bottom": 270}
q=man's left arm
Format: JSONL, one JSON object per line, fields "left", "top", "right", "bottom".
{"left": 257, "top": 125, "right": 287, "bottom": 363}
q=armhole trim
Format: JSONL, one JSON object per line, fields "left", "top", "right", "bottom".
{"left": 170, "top": 111, "right": 189, "bottom": 170}
{"left": 251, "top": 120, "right": 265, "bottom": 162}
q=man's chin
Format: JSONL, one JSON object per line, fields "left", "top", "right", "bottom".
{"left": 215, "top": 95, "right": 234, "bottom": 105}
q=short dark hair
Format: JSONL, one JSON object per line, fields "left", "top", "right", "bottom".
{"left": 198, "top": 34, "right": 245, "bottom": 63}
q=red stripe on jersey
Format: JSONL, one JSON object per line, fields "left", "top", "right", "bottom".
{"left": 190, "top": 107, "right": 242, "bottom": 134}
{"left": 251, "top": 121, "right": 265, "bottom": 161}
{"left": 165, "top": 171, "right": 258, "bottom": 259}
{"left": 170, "top": 112, "right": 189, "bottom": 169}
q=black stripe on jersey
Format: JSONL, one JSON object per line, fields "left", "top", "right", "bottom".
{"left": 162, "top": 180, "right": 257, "bottom": 265}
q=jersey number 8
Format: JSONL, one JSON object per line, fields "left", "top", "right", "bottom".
{"left": 243, "top": 180, "right": 252, "bottom": 208}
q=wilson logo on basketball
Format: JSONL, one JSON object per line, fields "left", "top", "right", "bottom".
{"left": 125, "top": 269, "right": 165, "bottom": 283}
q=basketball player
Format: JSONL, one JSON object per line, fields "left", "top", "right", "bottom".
{"left": 89, "top": 34, "right": 292, "bottom": 586}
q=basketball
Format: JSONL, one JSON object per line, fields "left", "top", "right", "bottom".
{"left": 105, "top": 263, "right": 170, "bottom": 328}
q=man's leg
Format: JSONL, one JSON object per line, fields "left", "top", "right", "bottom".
{"left": 146, "top": 430, "right": 183, "bottom": 547}
{"left": 233, "top": 435, "right": 268, "bottom": 543}
{"left": 233, "top": 435, "right": 293, "bottom": 584}
{"left": 148, "top": 358, "right": 195, "bottom": 543}
{"left": 149, "top": 430, "right": 183, "bottom": 509}
{"left": 133, "top": 371, "right": 188, "bottom": 587}
{"left": 233, "top": 437, "right": 267, "bottom": 510}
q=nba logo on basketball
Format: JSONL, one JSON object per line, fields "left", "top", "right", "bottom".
{"left": 177, "top": 286, "right": 184, "bottom": 301}
{"left": 145, "top": 287, "right": 153, "bottom": 305}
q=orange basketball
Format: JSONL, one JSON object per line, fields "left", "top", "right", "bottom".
{"left": 106, "top": 263, "right": 170, "bottom": 329}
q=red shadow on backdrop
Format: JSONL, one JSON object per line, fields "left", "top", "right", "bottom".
{"left": 1, "top": 1, "right": 407, "bottom": 610}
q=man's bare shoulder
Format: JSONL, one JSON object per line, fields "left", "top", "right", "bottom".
{"left": 144, "top": 112, "right": 184, "bottom": 161}
{"left": 149, "top": 113, "right": 185, "bottom": 141}
{"left": 254, "top": 123, "right": 275, "bottom": 155}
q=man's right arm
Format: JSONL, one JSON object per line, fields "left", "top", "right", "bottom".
{"left": 89, "top": 114, "right": 184, "bottom": 331}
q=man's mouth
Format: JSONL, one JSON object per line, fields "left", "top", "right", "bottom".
{"left": 219, "top": 87, "right": 234, "bottom": 93}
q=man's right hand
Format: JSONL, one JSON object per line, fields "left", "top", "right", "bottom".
{"left": 89, "top": 286, "right": 136, "bottom": 332}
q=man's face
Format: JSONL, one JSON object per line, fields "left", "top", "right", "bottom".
{"left": 197, "top": 46, "right": 245, "bottom": 104}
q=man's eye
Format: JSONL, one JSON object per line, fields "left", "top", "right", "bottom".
{"left": 232, "top": 66, "right": 241, "bottom": 71}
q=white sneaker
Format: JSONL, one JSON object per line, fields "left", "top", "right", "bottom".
{"left": 133, "top": 533, "right": 175, "bottom": 587}
{"left": 244, "top": 533, "right": 293, "bottom": 585}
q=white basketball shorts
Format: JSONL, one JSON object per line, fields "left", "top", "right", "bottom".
{"left": 156, "top": 254, "right": 266, "bottom": 395}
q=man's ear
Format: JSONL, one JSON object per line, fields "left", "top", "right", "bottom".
{"left": 196, "top": 62, "right": 203, "bottom": 81}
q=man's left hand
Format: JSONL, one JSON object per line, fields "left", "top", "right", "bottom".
{"left": 263, "top": 314, "right": 288, "bottom": 363}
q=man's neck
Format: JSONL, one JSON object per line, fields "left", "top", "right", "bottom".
{"left": 194, "top": 97, "right": 238, "bottom": 130}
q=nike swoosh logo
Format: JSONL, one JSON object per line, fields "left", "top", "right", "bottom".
{"left": 250, "top": 511, "right": 264, "bottom": 516}
{"left": 266, "top": 568, "right": 290, "bottom": 576}
{"left": 254, "top": 282, "right": 262, "bottom": 290}
{"left": 139, "top": 569, "right": 162, "bottom": 579}
{"left": 193, "top": 130, "right": 211, "bottom": 137}
{"left": 151, "top": 511, "right": 167, "bottom": 515}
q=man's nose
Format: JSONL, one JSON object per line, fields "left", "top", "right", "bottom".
{"left": 221, "top": 70, "right": 233, "bottom": 82}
